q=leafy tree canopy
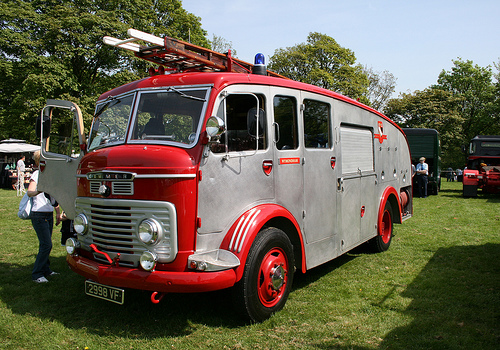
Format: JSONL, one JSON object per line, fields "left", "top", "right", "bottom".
{"left": 385, "top": 58, "right": 500, "bottom": 168}
{"left": 362, "top": 66, "right": 396, "bottom": 111}
{"left": 0, "top": 0, "right": 208, "bottom": 143}
{"left": 269, "top": 32, "right": 370, "bottom": 104}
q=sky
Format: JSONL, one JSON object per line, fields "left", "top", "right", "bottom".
{"left": 181, "top": 0, "right": 499, "bottom": 97}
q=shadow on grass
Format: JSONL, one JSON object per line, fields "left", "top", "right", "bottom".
{"left": 0, "top": 249, "right": 359, "bottom": 338}
{"left": 292, "top": 252, "right": 358, "bottom": 290}
{"left": 0, "top": 255, "right": 245, "bottom": 337}
{"left": 379, "top": 243, "right": 500, "bottom": 349}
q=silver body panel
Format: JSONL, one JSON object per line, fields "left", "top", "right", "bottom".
{"left": 198, "top": 84, "right": 411, "bottom": 270}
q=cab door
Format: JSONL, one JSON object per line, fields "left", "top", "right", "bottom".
{"left": 37, "top": 100, "right": 86, "bottom": 219}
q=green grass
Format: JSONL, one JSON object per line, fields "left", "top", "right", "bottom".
{"left": 0, "top": 182, "right": 499, "bottom": 349}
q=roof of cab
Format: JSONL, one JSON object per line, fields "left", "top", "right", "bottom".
{"left": 98, "top": 71, "right": 397, "bottom": 128}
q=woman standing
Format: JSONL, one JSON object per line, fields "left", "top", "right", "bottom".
{"left": 27, "top": 150, "right": 61, "bottom": 283}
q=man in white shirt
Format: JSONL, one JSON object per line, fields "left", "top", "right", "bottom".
{"left": 16, "top": 155, "right": 26, "bottom": 194}
{"left": 415, "top": 157, "right": 429, "bottom": 198}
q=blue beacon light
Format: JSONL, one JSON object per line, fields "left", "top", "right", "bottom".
{"left": 252, "top": 53, "right": 267, "bottom": 75}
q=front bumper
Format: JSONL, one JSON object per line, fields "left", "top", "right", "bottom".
{"left": 67, "top": 254, "right": 237, "bottom": 293}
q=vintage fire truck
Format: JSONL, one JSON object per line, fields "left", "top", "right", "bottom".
{"left": 37, "top": 29, "right": 413, "bottom": 321}
{"left": 463, "top": 135, "right": 500, "bottom": 197}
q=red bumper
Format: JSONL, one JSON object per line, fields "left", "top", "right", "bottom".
{"left": 67, "top": 254, "right": 237, "bottom": 293}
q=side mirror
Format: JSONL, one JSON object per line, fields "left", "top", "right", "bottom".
{"left": 206, "top": 116, "right": 226, "bottom": 141}
{"left": 36, "top": 108, "right": 51, "bottom": 139}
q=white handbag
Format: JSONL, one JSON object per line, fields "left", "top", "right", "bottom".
{"left": 18, "top": 193, "right": 33, "bottom": 220}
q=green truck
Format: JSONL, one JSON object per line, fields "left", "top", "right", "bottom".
{"left": 403, "top": 128, "right": 441, "bottom": 195}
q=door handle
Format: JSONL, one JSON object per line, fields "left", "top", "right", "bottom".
{"left": 337, "top": 177, "right": 344, "bottom": 191}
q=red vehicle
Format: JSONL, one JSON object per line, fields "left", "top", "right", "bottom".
{"left": 463, "top": 135, "right": 500, "bottom": 197}
{"left": 37, "top": 29, "right": 412, "bottom": 321}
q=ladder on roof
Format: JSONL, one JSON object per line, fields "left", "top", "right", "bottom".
{"left": 103, "top": 28, "right": 286, "bottom": 78}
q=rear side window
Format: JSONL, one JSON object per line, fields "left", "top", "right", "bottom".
{"left": 274, "top": 96, "right": 299, "bottom": 150}
{"left": 303, "top": 99, "right": 331, "bottom": 148}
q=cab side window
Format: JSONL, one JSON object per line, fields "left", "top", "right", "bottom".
{"left": 274, "top": 96, "right": 298, "bottom": 150}
{"left": 303, "top": 99, "right": 331, "bottom": 148}
{"left": 213, "top": 94, "right": 267, "bottom": 153}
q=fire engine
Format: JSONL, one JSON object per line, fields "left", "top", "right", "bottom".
{"left": 37, "top": 29, "right": 413, "bottom": 322}
{"left": 463, "top": 135, "right": 500, "bottom": 197}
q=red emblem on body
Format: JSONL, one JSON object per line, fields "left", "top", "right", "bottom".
{"left": 374, "top": 121, "right": 388, "bottom": 144}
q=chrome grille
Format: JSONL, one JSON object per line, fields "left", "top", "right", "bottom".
{"left": 75, "top": 197, "right": 177, "bottom": 266}
{"left": 112, "top": 182, "right": 134, "bottom": 195}
{"left": 89, "top": 181, "right": 133, "bottom": 195}
{"left": 90, "top": 182, "right": 100, "bottom": 194}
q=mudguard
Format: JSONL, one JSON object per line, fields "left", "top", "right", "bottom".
{"left": 220, "top": 204, "right": 305, "bottom": 282}
{"left": 379, "top": 186, "right": 402, "bottom": 227}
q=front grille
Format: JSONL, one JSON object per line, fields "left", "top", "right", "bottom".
{"left": 112, "top": 182, "right": 134, "bottom": 195}
{"left": 89, "top": 181, "right": 134, "bottom": 195}
{"left": 76, "top": 197, "right": 177, "bottom": 267}
{"left": 90, "top": 182, "right": 100, "bottom": 194}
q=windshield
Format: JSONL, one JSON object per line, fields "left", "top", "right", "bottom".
{"left": 88, "top": 94, "right": 134, "bottom": 151}
{"left": 130, "top": 88, "right": 208, "bottom": 146}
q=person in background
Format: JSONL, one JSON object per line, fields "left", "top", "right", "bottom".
{"left": 27, "top": 150, "right": 61, "bottom": 283}
{"left": 60, "top": 212, "right": 75, "bottom": 246}
{"left": 415, "top": 157, "right": 429, "bottom": 198}
{"left": 16, "top": 155, "right": 26, "bottom": 194}
{"left": 446, "top": 167, "right": 455, "bottom": 182}
{"left": 16, "top": 155, "right": 25, "bottom": 174}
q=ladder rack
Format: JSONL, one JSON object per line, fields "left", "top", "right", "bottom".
{"left": 103, "top": 29, "right": 287, "bottom": 78}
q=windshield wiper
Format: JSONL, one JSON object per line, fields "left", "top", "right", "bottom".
{"left": 168, "top": 87, "right": 206, "bottom": 102}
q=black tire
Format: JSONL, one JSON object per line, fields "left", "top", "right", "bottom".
{"left": 232, "top": 227, "right": 295, "bottom": 322}
{"left": 369, "top": 201, "right": 393, "bottom": 252}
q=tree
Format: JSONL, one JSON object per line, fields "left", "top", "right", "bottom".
{"left": 385, "top": 88, "right": 464, "bottom": 167}
{"left": 269, "top": 32, "right": 369, "bottom": 103}
{"left": 0, "top": 0, "right": 208, "bottom": 143}
{"left": 385, "top": 58, "right": 500, "bottom": 168}
{"left": 363, "top": 66, "right": 397, "bottom": 111}
{"left": 435, "top": 59, "right": 499, "bottom": 142}
{"left": 210, "top": 34, "right": 237, "bottom": 57}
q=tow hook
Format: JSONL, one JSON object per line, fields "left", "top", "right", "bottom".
{"left": 151, "top": 291, "right": 166, "bottom": 304}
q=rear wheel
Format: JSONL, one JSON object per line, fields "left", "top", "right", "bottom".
{"left": 370, "top": 201, "right": 393, "bottom": 252}
{"left": 232, "top": 227, "right": 295, "bottom": 322}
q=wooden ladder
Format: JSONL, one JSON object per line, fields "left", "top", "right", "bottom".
{"left": 103, "top": 28, "right": 286, "bottom": 78}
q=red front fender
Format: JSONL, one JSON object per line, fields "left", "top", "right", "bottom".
{"left": 220, "top": 204, "right": 305, "bottom": 282}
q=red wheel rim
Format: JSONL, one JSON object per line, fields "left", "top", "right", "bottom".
{"left": 380, "top": 209, "right": 392, "bottom": 244}
{"left": 257, "top": 248, "right": 289, "bottom": 307}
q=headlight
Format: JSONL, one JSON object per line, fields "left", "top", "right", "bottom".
{"left": 138, "top": 219, "right": 162, "bottom": 244}
{"left": 74, "top": 214, "right": 88, "bottom": 235}
{"left": 140, "top": 251, "right": 157, "bottom": 271}
{"left": 65, "top": 238, "right": 80, "bottom": 255}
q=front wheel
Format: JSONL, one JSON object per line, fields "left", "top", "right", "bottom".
{"left": 369, "top": 201, "right": 393, "bottom": 252}
{"left": 232, "top": 227, "right": 295, "bottom": 322}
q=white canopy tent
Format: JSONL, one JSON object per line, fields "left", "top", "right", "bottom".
{"left": 0, "top": 139, "right": 40, "bottom": 153}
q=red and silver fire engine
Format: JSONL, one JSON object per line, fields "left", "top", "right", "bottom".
{"left": 463, "top": 135, "right": 500, "bottom": 197}
{"left": 37, "top": 29, "right": 413, "bottom": 321}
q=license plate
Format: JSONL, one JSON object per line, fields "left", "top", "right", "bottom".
{"left": 85, "top": 280, "right": 124, "bottom": 305}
